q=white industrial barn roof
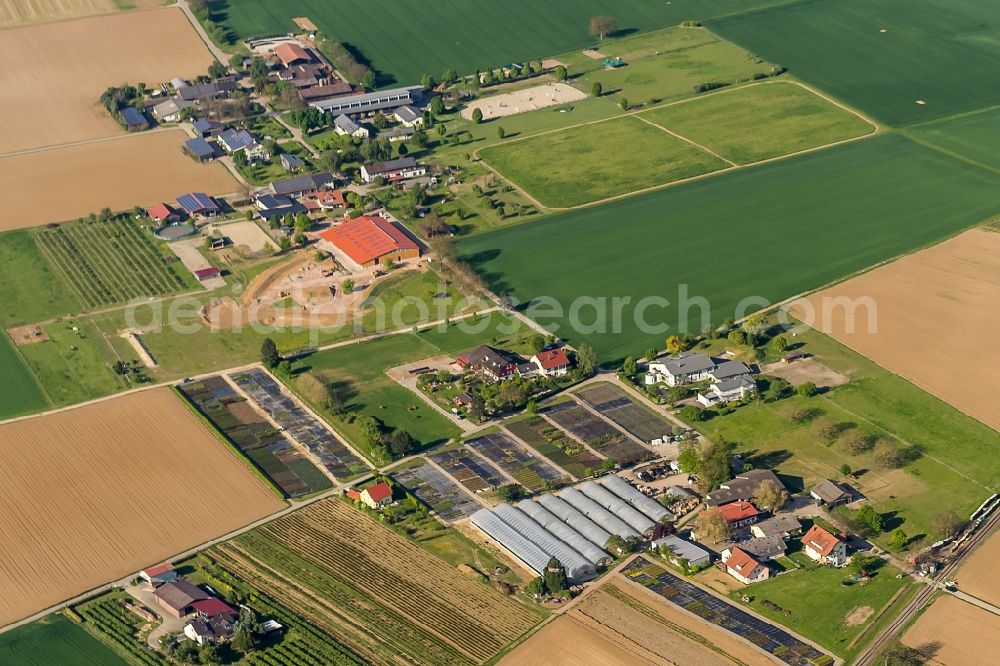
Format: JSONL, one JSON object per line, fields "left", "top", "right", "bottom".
{"left": 535, "top": 493, "right": 613, "bottom": 549}
{"left": 558, "top": 488, "right": 641, "bottom": 540}
{"left": 601, "top": 474, "right": 673, "bottom": 523}
{"left": 493, "top": 504, "right": 597, "bottom": 582}
{"left": 516, "top": 499, "right": 611, "bottom": 566}
{"left": 470, "top": 509, "right": 550, "bottom": 575}
{"left": 579, "top": 481, "right": 656, "bottom": 535}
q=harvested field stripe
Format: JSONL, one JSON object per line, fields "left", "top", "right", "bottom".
{"left": 633, "top": 114, "right": 737, "bottom": 166}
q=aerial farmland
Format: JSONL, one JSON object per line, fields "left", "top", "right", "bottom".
{"left": 2, "top": 0, "right": 1000, "bottom": 663}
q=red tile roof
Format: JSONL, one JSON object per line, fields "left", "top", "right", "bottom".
{"left": 802, "top": 524, "right": 842, "bottom": 557}
{"left": 718, "top": 501, "right": 759, "bottom": 523}
{"left": 534, "top": 349, "right": 570, "bottom": 370}
{"left": 345, "top": 489, "right": 362, "bottom": 501}
{"left": 191, "top": 597, "right": 236, "bottom": 618}
{"left": 147, "top": 203, "right": 175, "bottom": 220}
{"left": 725, "top": 547, "right": 761, "bottom": 576}
{"left": 364, "top": 481, "right": 392, "bottom": 503}
{"left": 142, "top": 562, "right": 175, "bottom": 578}
{"left": 194, "top": 267, "right": 221, "bottom": 279}
{"left": 319, "top": 215, "right": 418, "bottom": 265}
{"left": 274, "top": 42, "right": 310, "bottom": 66}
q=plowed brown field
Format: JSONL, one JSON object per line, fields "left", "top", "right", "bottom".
{"left": 902, "top": 595, "right": 1000, "bottom": 665}
{"left": 955, "top": 529, "right": 1000, "bottom": 607}
{"left": 790, "top": 229, "right": 1000, "bottom": 433}
{"left": 0, "top": 7, "right": 214, "bottom": 153}
{"left": 0, "top": 388, "right": 285, "bottom": 627}
{"left": 0, "top": 130, "right": 238, "bottom": 230}
{"left": 0, "top": 0, "right": 113, "bottom": 28}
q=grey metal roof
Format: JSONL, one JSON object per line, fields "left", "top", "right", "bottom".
{"left": 492, "top": 504, "right": 596, "bottom": 582}
{"left": 557, "top": 488, "right": 640, "bottom": 540}
{"left": 713, "top": 375, "right": 756, "bottom": 392}
{"left": 600, "top": 475, "right": 673, "bottom": 523}
{"left": 706, "top": 469, "right": 784, "bottom": 507}
{"left": 650, "top": 535, "right": 711, "bottom": 565}
{"left": 810, "top": 479, "right": 850, "bottom": 504}
{"left": 578, "top": 481, "right": 656, "bottom": 535}
{"left": 752, "top": 514, "right": 803, "bottom": 537}
{"left": 310, "top": 86, "right": 421, "bottom": 113}
{"left": 535, "top": 494, "right": 612, "bottom": 549}
{"left": 394, "top": 105, "right": 420, "bottom": 123}
{"left": 653, "top": 352, "right": 715, "bottom": 376}
{"left": 334, "top": 114, "right": 361, "bottom": 133}
{"left": 711, "top": 359, "right": 753, "bottom": 381}
{"left": 733, "top": 535, "right": 787, "bottom": 559}
{"left": 184, "top": 137, "right": 216, "bottom": 159}
{"left": 470, "top": 509, "right": 550, "bottom": 576}
{"left": 516, "top": 499, "right": 611, "bottom": 566}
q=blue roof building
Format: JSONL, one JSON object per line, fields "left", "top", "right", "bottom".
{"left": 184, "top": 137, "right": 217, "bottom": 161}
{"left": 177, "top": 192, "right": 220, "bottom": 217}
{"left": 120, "top": 106, "right": 148, "bottom": 130}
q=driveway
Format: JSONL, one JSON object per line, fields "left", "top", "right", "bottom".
{"left": 124, "top": 581, "right": 186, "bottom": 649}
{"left": 169, "top": 238, "right": 226, "bottom": 290}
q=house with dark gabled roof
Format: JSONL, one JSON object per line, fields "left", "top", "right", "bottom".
{"left": 184, "top": 137, "right": 217, "bottom": 162}
{"left": 193, "top": 118, "right": 223, "bottom": 138}
{"left": 280, "top": 153, "right": 305, "bottom": 172}
{"left": 269, "top": 172, "right": 334, "bottom": 197}
{"left": 120, "top": 106, "right": 148, "bottom": 131}
{"left": 360, "top": 157, "right": 426, "bottom": 183}
{"left": 810, "top": 479, "right": 852, "bottom": 507}
{"left": 334, "top": 114, "right": 369, "bottom": 138}
{"left": 705, "top": 469, "right": 785, "bottom": 507}
{"left": 153, "top": 579, "right": 208, "bottom": 618}
{"left": 751, "top": 514, "right": 803, "bottom": 539}
{"left": 457, "top": 345, "right": 522, "bottom": 383}
{"left": 176, "top": 192, "right": 220, "bottom": 218}
{"left": 732, "top": 535, "right": 787, "bottom": 560}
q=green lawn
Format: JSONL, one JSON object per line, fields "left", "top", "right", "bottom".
{"left": 906, "top": 107, "right": 1000, "bottom": 171}
{"left": 480, "top": 115, "right": 725, "bottom": 207}
{"left": 0, "top": 332, "right": 48, "bottom": 420}
{"left": 732, "top": 560, "right": 911, "bottom": 659}
{"left": 458, "top": 134, "right": 1000, "bottom": 362}
{"left": 214, "top": 0, "right": 792, "bottom": 86}
{"left": 0, "top": 230, "right": 82, "bottom": 327}
{"left": 0, "top": 613, "right": 128, "bottom": 666}
{"left": 638, "top": 81, "right": 876, "bottom": 164}
{"left": 238, "top": 141, "right": 313, "bottom": 186}
{"left": 709, "top": 0, "right": 1000, "bottom": 126}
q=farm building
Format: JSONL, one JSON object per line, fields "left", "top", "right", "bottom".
{"left": 269, "top": 172, "right": 335, "bottom": 198}
{"left": 716, "top": 501, "right": 760, "bottom": 529}
{"left": 484, "top": 504, "right": 598, "bottom": 583}
{"left": 334, "top": 114, "right": 370, "bottom": 138}
{"left": 578, "top": 481, "right": 656, "bottom": 536}
{"left": 456, "top": 345, "right": 521, "bottom": 382}
{"left": 193, "top": 118, "right": 223, "bottom": 138}
{"left": 360, "top": 156, "right": 426, "bottom": 183}
{"left": 177, "top": 192, "right": 221, "bottom": 218}
{"left": 120, "top": 106, "right": 148, "bottom": 131}
{"left": 516, "top": 499, "right": 612, "bottom": 566}
{"left": 705, "top": 469, "right": 785, "bottom": 507}
{"left": 393, "top": 105, "right": 422, "bottom": 127}
{"left": 802, "top": 524, "right": 848, "bottom": 567}
{"left": 300, "top": 82, "right": 354, "bottom": 101}
{"left": 184, "top": 137, "right": 217, "bottom": 162}
{"left": 153, "top": 579, "right": 208, "bottom": 618}
{"left": 139, "top": 562, "right": 178, "bottom": 586}
{"left": 732, "top": 535, "right": 787, "bottom": 560}
{"left": 535, "top": 493, "right": 613, "bottom": 549}
{"left": 319, "top": 215, "right": 420, "bottom": 270}
{"left": 310, "top": 85, "right": 422, "bottom": 115}
{"left": 194, "top": 267, "right": 222, "bottom": 282}
{"left": 280, "top": 153, "right": 305, "bottom": 172}
{"left": 379, "top": 126, "right": 416, "bottom": 142}
{"left": 273, "top": 42, "right": 310, "bottom": 67}
{"left": 751, "top": 514, "right": 803, "bottom": 539}
{"left": 146, "top": 202, "right": 181, "bottom": 224}
{"left": 152, "top": 98, "right": 187, "bottom": 123}
{"left": 721, "top": 547, "right": 769, "bottom": 584}
{"left": 810, "top": 479, "right": 852, "bottom": 506}
{"left": 360, "top": 481, "right": 393, "bottom": 509}
{"left": 600, "top": 474, "right": 673, "bottom": 524}
{"left": 650, "top": 535, "right": 711, "bottom": 568}
{"left": 530, "top": 349, "right": 572, "bottom": 376}
{"left": 256, "top": 194, "right": 307, "bottom": 221}
{"left": 558, "top": 487, "right": 641, "bottom": 540}
{"left": 178, "top": 79, "right": 236, "bottom": 102}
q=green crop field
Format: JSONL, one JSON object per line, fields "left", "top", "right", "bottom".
{"left": 907, "top": 107, "right": 1000, "bottom": 171}
{"left": 0, "top": 613, "right": 128, "bottom": 666}
{"left": 0, "top": 332, "right": 48, "bottom": 421}
{"left": 215, "top": 0, "right": 795, "bottom": 86}
{"left": 709, "top": 0, "right": 1000, "bottom": 126}
{"left": 480, "top": 116, "right": 726, "bottom": 208}
{"left": 638, "top": 81, "right": 876, "bottom": 164}
{"left": 459, "top": 134, "right": 1000, "bottom": 362}
{"left": 0, "top": 230, "right": 82, "bottom": 328}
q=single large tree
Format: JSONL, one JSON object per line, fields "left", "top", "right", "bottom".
{"left": 260, "top": 338, "right": 279, "bottom": 369}
{"left": 695, "top": 508, "right": 730, "bottom": 543}
{"left": 543, "top": 557, "right": 568, "bottom": 593}
{"left": 753, "top": 479, "right": 788, "bottom": 512}
{"left": 589, "top": 16, "right": 617, "bottom": 40}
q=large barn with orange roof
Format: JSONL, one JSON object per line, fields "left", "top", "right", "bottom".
{"left": 319, "top": 215, "right": 420, "bottom": 269}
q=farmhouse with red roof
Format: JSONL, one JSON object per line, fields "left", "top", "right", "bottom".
{"left": 717, "top": 500, "right": 760, "bottom": 529}
{"left": 801, "top": 524, "right": 848, "bottom": 566}
{"left": 319, "top": 215, "right": 420, "bottom": 270}
{"left": 721, "top": 546, "right": 769, "bottom": 584}
{"left": 139, "top": 562, "right": 178, "bottom": 586}
{"left": 530, "top": 349, "right": 572, "bottom": 377}
{"left": 361, "top": 481, "right": 393, "bottom": 509}
{"left": 146, "top": 203, "right": 181, "bottom": 225}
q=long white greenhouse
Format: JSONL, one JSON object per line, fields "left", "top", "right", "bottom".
{"left": 578, "top": 481, "right": 656, "bottom": 536}
{"left": 600, "top": 474, "right": 673, "bottom": 523}
{"left": 516, "top": 499, "right": 612, "bottom": 566}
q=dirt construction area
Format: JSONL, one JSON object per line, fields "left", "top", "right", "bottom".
{"left": 0, "top": 388, "right": 285, "bottom": 627}
{"left": 0, "top": 129, "right": 238, "bottom": 231}
{"left": 760, "top": 357, "right": 849, "bottom": 389}
{"left": 0, "top": 7, "right": 215, "bottom": 153}
{"left": 901, "top": 595, "right": 1000, "bottom": 665}
{"left": 955, "top": 528, "right": 1000, "bottom": 607}
{"left": 461, "top": 82, "right": 587, "bottom": 120}
{"left": 789, "top": 228, "right": 1000, "bottom": 433}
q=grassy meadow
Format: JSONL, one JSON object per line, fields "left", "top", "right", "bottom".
{"left": 0, "top": 332, "right": 49, "bottom": 420}
{"left": 638, "top": 81, "right": 876, "bottom": 164}
{"left": 0, "top": 613, "right": 127, "bottom": 666}
{"left": 0, "top": 230, "right": 82, "bottom": 327}
{"left": 458, "top": 134, "right": 1000, "bottom": 362}
{"left": 480, "top": 116, "right": 726, "bottom": 207}
{"left": 906, "top": 107, "right": 1000, "bottom": 171}
{"left": 709, "top": 0, "right": 1000, "bottom": 126}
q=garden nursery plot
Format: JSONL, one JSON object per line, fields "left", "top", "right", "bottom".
{"left": 504, "top": 417, "right": 603, "bottom": 480}
{"left": 32, "top": 215, "right": 196, "bottom": 310}
{"left": 209, "top": 498, "right": 540, "bottom": 665}
{"left": 708, "top": 0, "right": 1000, "bottom": 126}
{"left": 458, "top": 134, "right": 1000, "bottom": 361}
{"left": 0, "top": 388, "right": 285, "bottom": 627}
{"left": 465, "top": 432, "right": 565, "bottom": 492}
{"left": 179, "top": 376, "right": 333, "bottom": 498}
{"left": 229, "top": 368, "right": 370, "bottom": 480}
{"left": 392, "top": 460, "right": 483, "bottom": 523}
{"left": 543, "top": 401, "right": 652, "bottom": 465}
{"left": 576, "top": 383, "right": 676, "bottom": 444}
{"left": 429, "top": 447, "right": 508, "bottom": 494}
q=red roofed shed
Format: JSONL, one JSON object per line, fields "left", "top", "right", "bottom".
{"left": 319, "top": 215, "right": 419, "bottom": 269}
{"left": 274, "top": 42, "right": 311, "bottom": 67}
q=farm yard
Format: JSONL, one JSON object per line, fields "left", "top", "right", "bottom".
{"left": 0, "top": 613, "right": 127, "bottom": 666}
{"left": 791, "top": 228, "right": 1000, "bottom": 434}
{"left": 33, "top": 215, "right": 197, "bottom": 309}
{"left": 465, "top": 432, "right": 566, "bottom": 492}
{"left": 0, "top": 130, "right": 238, "bottom": 232}
{"left": 392, "top": 460, "right": 484, "bottom": 523}
{"left": 208, "top": 498, "right": 541, "bottom": 665}
{"left": 429, "top": 447, "right": 508, "bottom": 494}
{"left": 0, "top": 388, "right": 285, "bottom": 627}
{"left": 229, "top": 368, "right": 371, "bottom": 481}
{"left": 178, "top": 375, "right": 333, "bottom": 498}
{"left": 708, "top": 0, "right": 1000, "bottom": 126}
{"left": 459, "top": 134, "right": 1000, "bottom": 361}
{"left": 504, "top": 417, "right": 604, "bottom": 480}
{"left": 576, "top": 383, "right": 676, "bottom": 444}
{"left": 901, "top": 595, "right": 1000, "bottom": 665}
{"left": 0, "top": 8, "right": 214, "bottom": 153}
